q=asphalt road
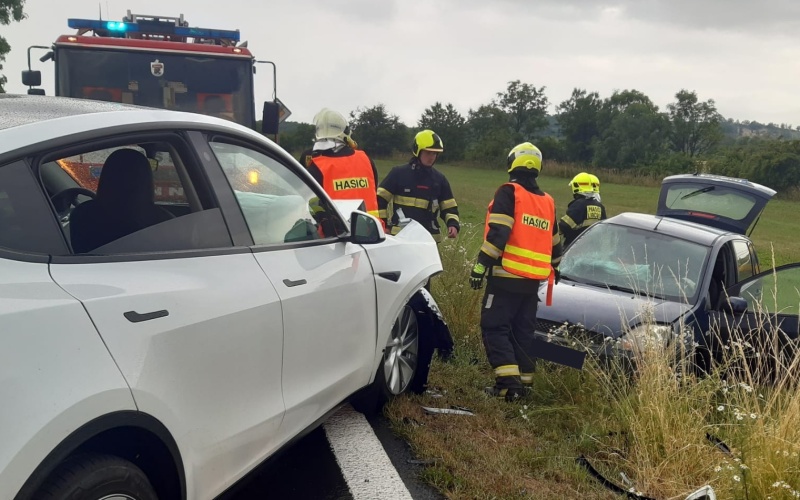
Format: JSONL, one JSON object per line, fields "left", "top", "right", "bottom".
{"left": 226, "top": 406, "right": 445, "bottom": 500}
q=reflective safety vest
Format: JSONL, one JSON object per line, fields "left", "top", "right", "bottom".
{"left": 313, "top": 151, "right": 379, "bottom": 218}
{"left": 485, "top": 183, "right": 555, "bottom": 280}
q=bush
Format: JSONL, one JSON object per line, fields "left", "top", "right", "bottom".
{"left": 706, "top": 139, "right": 800, "bottom": 192}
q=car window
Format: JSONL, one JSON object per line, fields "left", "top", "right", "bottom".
{"left": 737, "top": 266, "right": 800, "bottom": 316}
{"left": 732, "top": 239, "right": 754, "bottom": 281}
{"left": 209, "top": 141, "right": 347, "bottom": 245}
{"left": 560, "top": 223, "right": 709, "bottom": 301}
{"left": 662, "top": 182, "right": 757, "bottom": 221}
{"left": 45, "top": 139, "right": 232, "bottom": 254}
{"left": 0, "top": 161, "right": 66, "bottom": 255}
{"left": 56, "top": 146, "right": 187, "bottom": 205}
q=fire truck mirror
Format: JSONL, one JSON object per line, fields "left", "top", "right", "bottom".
{"left": 22, "top": 70, "right": 42, "bottom": 87}
{"left": 262, "top": 101, "right": 280, "bottom": 136}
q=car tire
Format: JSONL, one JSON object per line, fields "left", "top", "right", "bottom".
{"left": 353, "top": 304, "right": 423, "bottom": 415}
{"left": 33, "top": 453, "right": 157, "bottom": 500}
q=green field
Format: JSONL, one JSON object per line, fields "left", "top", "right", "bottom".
{"left": 375, "top": 159, "right": 798, "bottom": 267}
{"left": 376, "top": 159, "right": 800, "bottom": 500}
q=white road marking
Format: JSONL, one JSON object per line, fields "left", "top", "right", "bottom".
{"left": 324, "top": 405, "right": 413, "bottom": 500}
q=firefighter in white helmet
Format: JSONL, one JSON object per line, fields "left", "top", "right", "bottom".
{"left": 300, "top": 108, "right": 380, "bottom": 219}
{"left": 470, "top": 143, "right": 563, "bottom": 401}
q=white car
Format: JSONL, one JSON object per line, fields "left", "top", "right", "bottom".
{"left": 0, "top": 95, "right": 448, "bottom": 500}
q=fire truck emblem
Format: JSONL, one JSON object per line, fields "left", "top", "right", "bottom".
{"left": 150, "top": 59, "right": 165, "bottom": 77}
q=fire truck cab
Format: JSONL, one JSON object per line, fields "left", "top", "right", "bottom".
{"left": 22, "top": 10, "right": 280, "bottom": 134}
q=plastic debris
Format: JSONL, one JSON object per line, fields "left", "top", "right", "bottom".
{"left": 421, "top": 406, "right": 475, "bottom": 416}
{"left": 705, "top": 433, "right": 732, "bottom": 456}
{"left": 406, "top": 458, "right": 438, "bottom": 465}
{"left": 684, "top": 485, "right": 716, "bottom": 500}
{"left": 576, "top": 455, "right": 656, "bottom": 499}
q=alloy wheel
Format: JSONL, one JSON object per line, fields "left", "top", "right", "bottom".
{"left": 382, "top": 305, "right": 419, "bottom": 395}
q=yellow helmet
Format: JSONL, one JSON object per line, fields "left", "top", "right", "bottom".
{"left": 569, "top": 172, "right": 595, "bottom": 194}
{"left": 589, "top": 173, "right": 600, "bottom": 193}
{"left": 507, "top": 142, "right": 543, "bottom": 173}
{"left": 412, "top": 129, "right": 444, "bottom": 157}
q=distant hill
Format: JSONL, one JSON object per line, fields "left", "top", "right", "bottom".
{"left": 721, "top": 118, "right": 800, "bottom": 140}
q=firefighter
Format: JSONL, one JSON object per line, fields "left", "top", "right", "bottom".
{"left": 378, "top": 129, "right": 457, "bottom": 360}
{"left": 303, "top": 108, "right": 380, "bottom": 219}
{"left": 377, "top": 129, "right": 460, "bottom": 242}
{"left": 558, "top": 172, "right": 607, "bottom": 247}
{"left": 470, "top": 142, "right": 563, "bottom": 402}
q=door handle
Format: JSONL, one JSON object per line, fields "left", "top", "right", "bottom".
{"left": 283, "top": 278, "right": 307, "bottom": 287}
{"left": 124, "top": 309, "right": 169, "bottom": 323}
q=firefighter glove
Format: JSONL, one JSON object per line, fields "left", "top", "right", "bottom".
{"left": 470, "top": 263, "right": 486, "bottom": 290}
{"left": 553, "top": 267, "right": 561, "bottom": 285}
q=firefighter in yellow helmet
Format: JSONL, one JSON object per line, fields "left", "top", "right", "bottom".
{"left": 470, "top": 143, "right": 564, "bottom": 401}
{"left": 377, "top": 129, "right": 460, "bottom": 242}
{"left": 558, "top": 172, "right": 607, "bottom": 247}
{"left": 300, "top": 108, "right": 380, "bottom": 220}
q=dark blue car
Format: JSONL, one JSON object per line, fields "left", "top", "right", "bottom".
{"left": 536, "top": 173, "right": 800, "bottom": 363}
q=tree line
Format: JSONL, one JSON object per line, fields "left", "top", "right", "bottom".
{"left": 276, "top": 80, "right": 800, "bottom": 193}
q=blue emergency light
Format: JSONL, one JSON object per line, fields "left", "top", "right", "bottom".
{"left": 67, "top": 18, "right": 240, "bottom": 41}
{"left": 68, "top": 18, "right": 136, "bottom": 34}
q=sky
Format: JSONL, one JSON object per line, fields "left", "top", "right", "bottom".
{"left": 4, "top": 0, "right": 800, "bottom": 127}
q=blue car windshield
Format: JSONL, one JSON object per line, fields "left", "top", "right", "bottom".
{"left": 560, "top": 223, "right": 710, "bottom": 302}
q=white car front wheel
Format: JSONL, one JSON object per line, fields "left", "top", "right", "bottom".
{"left": 382, "top": 304, "right": 420, "bottom": 396}
{"left": 33, "top": 454, "right": 157, "bottom": 500}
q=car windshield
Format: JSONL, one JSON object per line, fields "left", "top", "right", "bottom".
{"left": 559, "top": 223, "right": 710, "bottom": 302}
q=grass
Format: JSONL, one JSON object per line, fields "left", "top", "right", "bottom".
{"left": 375, "top": 159, "right": 800, "bottom": 499}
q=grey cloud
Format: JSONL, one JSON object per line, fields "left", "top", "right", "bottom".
{"left": 310, "top": 0, "right": 398, "bottom": 23}
{"left": 452, "top": 0, "right": 800, "bottom": 35}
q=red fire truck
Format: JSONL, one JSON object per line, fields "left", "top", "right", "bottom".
{"left": 22, "top": 10, "right": 282, "bottom": 132}
{"left": 22, "top": 11, "right": 284, "bottom": 204}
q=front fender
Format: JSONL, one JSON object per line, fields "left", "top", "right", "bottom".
{"left": 408, "top": 289, "right": 453, "bottom": 393}
{"left": 361, "top": 220, "right": 443, "bottom": 376}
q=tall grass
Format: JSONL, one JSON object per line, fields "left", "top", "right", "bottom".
{"left": 389, "top": 231, "right": 800, "bottom": 499}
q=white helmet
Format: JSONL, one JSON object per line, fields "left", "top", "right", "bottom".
{"left": 313, "top": 108, "right": 350, "bottom": 142}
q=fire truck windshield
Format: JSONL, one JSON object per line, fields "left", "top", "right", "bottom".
{"left": 56, "top": 47, "right": 255, "bottom": 126}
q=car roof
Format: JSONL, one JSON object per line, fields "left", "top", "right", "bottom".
{"left": 0, "top": 94, "right": 264, "bottom": 156}
{"left": 605, "top": 212, "right": 738, "bottom": 247}
{"left": 0, "top": 93, "right": 141, "bottom": 130}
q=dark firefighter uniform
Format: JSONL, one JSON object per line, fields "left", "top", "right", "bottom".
{"left": 471, "top": 143, "right": 563, "bottom": 401}
{"left": 558, "top": 196, "right": 606, "bottom": 247}
{"left": 303, "top": 147, "right": 380, "bottom": 219}
{"left": 376, "top": 159, "right": 460, "bottom": 242}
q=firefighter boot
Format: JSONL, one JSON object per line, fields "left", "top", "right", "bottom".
{"left": 483, "top": 386, "right": 532, "bottom": 402}
{"left": 520, "top": 372, "right": 534, "bottom": 391}
{"left": 484, "top": 375, "right": 530, "bottom": 402}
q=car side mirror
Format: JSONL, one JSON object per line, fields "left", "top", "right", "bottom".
{"left": 350, "top": 211, "right": 385, "bottom": 244}
{"left": 262, "top": 101, "right": 280, "bottom": 135}
{"left": 722, "top": 296, "right": 748, "bottom": 315}
{"left": 22, "top": 70, "right": 41, "bottom": 87}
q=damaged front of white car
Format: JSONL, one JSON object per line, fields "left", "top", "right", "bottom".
{"left": 338, "top": 207, "right": 454, "bottom": 413}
